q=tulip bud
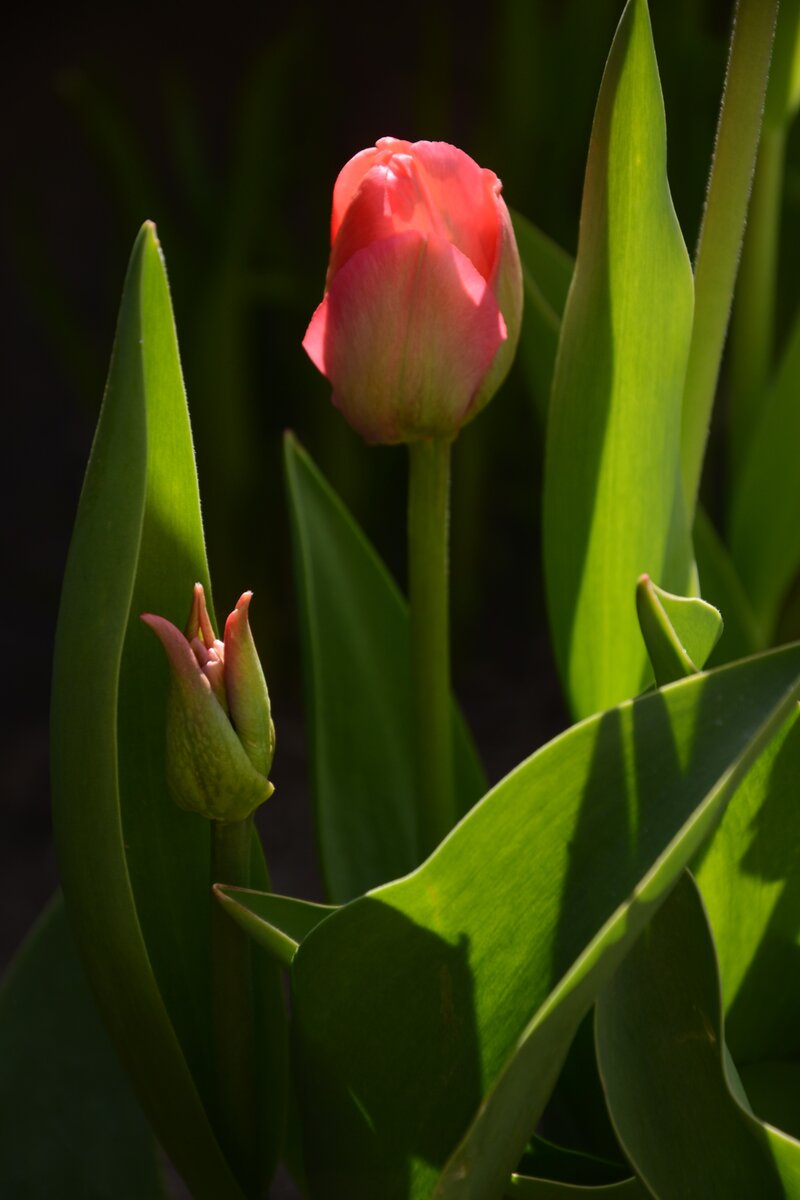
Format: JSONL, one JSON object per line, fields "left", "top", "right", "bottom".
{"left": 141, "top": 584, "right": 275, "bottom": 822}
{"left": 303, "top": 136, "right": 523, "bottom": 444}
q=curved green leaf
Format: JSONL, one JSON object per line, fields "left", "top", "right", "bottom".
{"left": 0, "top": 897, "right": 164, "bottom": 1199}
{"left": 51, "top": 223, "right": 285, "bottom": 1198}
{"left": 596, "top": 871, "right": 800, "bottom": 1197}
{"left": 507, "top": 1179, "right": 644, "bottom": 1199}
{"left": 286, "top": 642, "right": 800, "bottom": 1199}
{"left": 543, "top": 0, "right": 694, "bottom": 719}
{"left": 504, "top": 1136, "right": 645, "bottom": 1198}
{"left": 636, "top": 574, "right": 722, "bottom": 684}
{"left": 284, "top": 433, "right": 486, "bottom": 902}
{"left": 214, "top": 887, "right": 337, "bottom": 967}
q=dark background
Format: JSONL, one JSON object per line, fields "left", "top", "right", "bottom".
{"left": 4, "top": 0, "right": 795, "bottom": 988}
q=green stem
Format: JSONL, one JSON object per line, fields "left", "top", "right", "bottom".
{"left": 680, "top": 0, "right": 778, "bottom": 516}
{"left": 408, "top": 437, "right": 454, "bottom": 857}
{"left": 211, "top": 816, "right": 257, "bottom": 1190}
{"left": 727, "top": 124, "right": 785, "bottom": 478}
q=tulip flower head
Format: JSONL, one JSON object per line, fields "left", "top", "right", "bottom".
{"left": 141, "top": 584, "right": 275, "bottom": 822}
{"left": 303, "top": 137, "right": 523, "bottom": 444}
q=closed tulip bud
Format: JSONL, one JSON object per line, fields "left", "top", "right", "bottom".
{"left": 303, "top": 136, "right": 523, "bottom": 444}
{"left": 141, "top": 584, "right": 275, "bottom": 822}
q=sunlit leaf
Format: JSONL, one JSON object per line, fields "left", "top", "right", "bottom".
{"left": 285, "top": 641, "right": 800, "bottom": 1199}
{"left": 543, "top": 0, "right": 694, "bottom": 719}
{"left": 636, "top": 574, "right": 722, "bottom": 684}
{"left": 51, "top": 223, "right": 286, "bottom": 1199}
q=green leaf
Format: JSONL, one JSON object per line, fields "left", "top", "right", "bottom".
{"left": 730, "top": 312, "right": 800, "bottom": 636}
{"left": 693, "top": 506, "right": 763, "bottom": 665}
{"left": 507, "top": 1179, "right": 645, "bottom": 1198}
{"left": 0, "top": 897, "right": 164, "bottom": 1199}
{"left": 286, "top": 642, "right": 800, "bottom": 1199}
{"left": 50, "top": 223, "right": 286, "bottom": 1199}
{"left": 636, "top": 573, "right": 722, "bottom": 685}
{"left": 284, "top": 432, "right": 486, "bottom": 902}
{"left": 695, "top": 706, "right": 800, "bottom": 1066}
{"left": 504, "top": 1136, "right": 646, "bottom": 1197}
{"left": 739, "top": 1061, "right": 800, "bottom": 1140}
{"left": 510, "top": 209, "right": 573, "bottom": 421}
{"left": 543, "top": 0, "right": 695, "bottom": 719}
{"left": 596, "top": 871, "right": 800, "bottom": 1197}
{"left": 214, "top": 887, "right": 337, "bottom": 966}
{"left": 764, "top": 0, "right": 800, "bottom": 130}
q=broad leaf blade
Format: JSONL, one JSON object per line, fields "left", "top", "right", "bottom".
{"left": 695, "top": 707, "right": 800, "bottom": 1066}
{"left": 596, "top": 872, "right": 800, "bottom": 1197}
{"left": 0, "top": 896, "right": 164, "bottom": 1199}
{"left": 543, "top": 0, "right": 694, "bottom": 719}
{"left": 284, "top": 433, "right": 486, "bottom": 902}
{"left": 287, "top": 642, "right": 800, "bottom": 1199}
{"left": 51, "top": 224, "right": 285, "bottom": 1198}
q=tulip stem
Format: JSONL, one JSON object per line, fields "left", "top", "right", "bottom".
{"left": 408, "top": 436, "right": 455, "bottom": 857}
{"left": 211, "top": 815, "right": 257, "bottom": 1189}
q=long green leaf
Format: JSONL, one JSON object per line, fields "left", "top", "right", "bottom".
{"left": 543, "top": 0, "right": 694, "bottom": 719}
{"left": 285, "top": 642, "right": 800, "bottom": 1200}
{"left": 51, "top": 223, "right": 285, "bottom": 1198}
{"left": 693, "top": 506, "right": 763, "bottom": 665}
{"left": 596, "top": 871, "right": 800, "bottom": 1197}
{"left": 729, "top": 312, "right": 800, "bottom": 636}
{"left": 511, "top": 209, "right": 573, "bottom": 422}
{"left": 284, "top": 433, "right": 486, "bottom": 902}
{"left": 0, "top": 897, "right": 164, "bottom": 1198}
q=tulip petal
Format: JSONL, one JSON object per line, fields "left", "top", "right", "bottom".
{"left": 141, "top": 613, "right": 212, "bottom": 693}
{"left": 329, "top": 142, "right": 501, "bottom": 285}
{"left": 330, "top": 138, "right": 413, "bottom": 243}
{"left": 303, "top": 230, "right": 507, "bottom": 444}
{"left": 407, "top": 140, "right": 501, "bottom": 278}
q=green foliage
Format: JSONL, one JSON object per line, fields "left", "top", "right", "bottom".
{"left": 636, "top": 575, "right": 722, "bottom": 684}
{"left": 278, "top": 644, "right": 800, "bottom": 1198}
{"left": 0, "top": 897, "right": 164, "bottom": 1199}
{"left": 597, "top": 872, "right": 800, "bottom": 1196}
{"left": 49, "top": 224, "right": 286, "bottom": 1199}
{"left": 544, "top": 0, "right": 694, "bottom": 719}
{"left": 730, "top": 313, "right": 800, "bottom": 635}
{"left": 284, "top": 433, "right": 486, "bottom": 902}
{"left": 510, "top": 209, "right": 573, "bottom": 423}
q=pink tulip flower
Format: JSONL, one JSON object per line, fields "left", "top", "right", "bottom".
{"left": 303, "top": 137, "right": 523, "bottom": 444}
{"left": 141, "top": 584, "right": 275, "bottom": 822}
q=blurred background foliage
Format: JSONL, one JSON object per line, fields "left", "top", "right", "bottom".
{"left": 4, "top": 0, "right": 800, "bottom": 965}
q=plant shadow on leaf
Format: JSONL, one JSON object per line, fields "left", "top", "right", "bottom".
{"left": 285, "top": 646, "right": 800, "bottom": 1200}
{"left": 292, "top": 901, "right": 481, "bottom": 1200}
{"left": 725, "top": 713, "right": 800, "bottom": 1069}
